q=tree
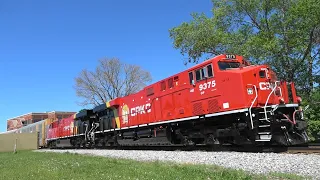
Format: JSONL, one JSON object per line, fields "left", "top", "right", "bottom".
{"left": 303, "top": 87, "right": 320, "bottom": 140}
{"left": 169, "top": 0, "right": 320, "bottom": 98}
{"left": 74, "top": 58, "right": 152, "bottom": 107}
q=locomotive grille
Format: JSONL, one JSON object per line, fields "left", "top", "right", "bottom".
{"left": 208, "top": 99, "right": 219, "bottom": 113}
{"left": 193, "top": 102, "right": 203, "bottom": 115}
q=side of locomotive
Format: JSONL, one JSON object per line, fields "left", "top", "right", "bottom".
{"left": 46, "top": 114, "right": 76, "bottom": 148}
{"left": 46, "top": 54, "right": 309, "bottom": 148}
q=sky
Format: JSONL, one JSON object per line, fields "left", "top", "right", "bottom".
{"left": 0, "top": 0, "right": 213, "bottom": 132}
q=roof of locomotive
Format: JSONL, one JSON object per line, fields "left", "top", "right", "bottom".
{"left": 90, "top": 54, "right": 258, "bottom": 109}
{"left": 75, "top": 109, "right": 93, "bottom": 120}
{"left": 187, "top": 54, "right": 245, "bottom": 70}
{"left": 142, "top": 54, "right": 249, "bottom": 88}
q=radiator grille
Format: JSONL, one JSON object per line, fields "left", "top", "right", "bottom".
{"left": 208, "top": 99, "right": 219, "bottom": 113}
{"left": 193, "top": 102, "right": 203, "bottom": 115}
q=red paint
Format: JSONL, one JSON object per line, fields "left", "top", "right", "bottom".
{"left": 47, "top": 121, "right": 59, "bottom": 140}
{"left": 47, "top": 54, "right": 299, "bottom": 136}
{"left": 106, "top": 54, "right": 298, "bottom": 128}
{"left": 47, "top": 115, "right": 75, "bottom": 139}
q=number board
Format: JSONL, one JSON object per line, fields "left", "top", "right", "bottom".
{"left": 225, "top": 54, "right": 236, "bottom": 59}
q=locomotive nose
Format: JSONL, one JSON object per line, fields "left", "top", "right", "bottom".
{"left": 249, "top": 65, "right": 284, "bottom": 106}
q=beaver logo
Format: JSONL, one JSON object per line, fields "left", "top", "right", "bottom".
{"left": 122, "top": 104, "right": 129, "bottom": 124}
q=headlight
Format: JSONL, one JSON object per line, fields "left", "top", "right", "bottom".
{"left": 247, "top": 88, "right": 253, "bottom": 95}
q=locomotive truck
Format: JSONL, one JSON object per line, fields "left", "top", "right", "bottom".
{"left": 46, "top": 54, "right": 309, "bottom": 148}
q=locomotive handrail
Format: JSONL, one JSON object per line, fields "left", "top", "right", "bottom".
{"left": 84, "top": 124, "right": 89, "bottom": 142}
{"left": 273, "top": 82, "right": 283, "bottom": 97}
{"left": 264, "top": 81, "right": 280, "bottom": 122}
{"left": 248, "top": 84, "right": 258, "bottom": 129}
{"left": 278, "top": 85, "right": 283, "bottom": 97}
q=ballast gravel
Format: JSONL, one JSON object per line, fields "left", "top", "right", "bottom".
{"left": 36, "top": 149, "right": 320, "bottom": 179}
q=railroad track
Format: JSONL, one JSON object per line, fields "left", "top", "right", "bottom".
{"left": 47, "top": 142, "right": 320, "bottom": 154}
{"left": 47, "top": 143, "right": 290, "bottom": 153}
{"left": 285, "top": 145, "right": 320, "bottom": 154}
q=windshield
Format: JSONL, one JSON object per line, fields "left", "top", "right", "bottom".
{"left": 218, "top": 61, "right": 241, "bottom": 70}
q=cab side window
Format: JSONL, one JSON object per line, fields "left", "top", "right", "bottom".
{"left": 207, "top": 64, "right": 213, "bottom": 77}
{"left": 195, "top": 64, "right": 214, "bottom": 82}
{"left": 189, "top": 72, "right": 194, "bottom": 85}
{"left": 196, "top": 69, "right": 201, "bottom": 81}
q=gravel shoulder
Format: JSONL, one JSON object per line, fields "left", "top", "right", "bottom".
{"left": 35, "top": 149, "right": 320, "bottom": 179}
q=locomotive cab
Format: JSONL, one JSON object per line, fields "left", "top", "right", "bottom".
{"left": 192, "top": 54, "right": 309, "bottom": 146}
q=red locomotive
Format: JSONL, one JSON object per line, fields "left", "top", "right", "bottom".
{"left": 47, "top": 115, "right": 75, "bottom": 147}
{"left": 46, "top": 54, "right": 309, "bottom": 148}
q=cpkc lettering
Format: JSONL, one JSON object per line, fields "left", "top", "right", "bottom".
{"left": 131, "top": 103, "right": 151, "bottom": 116}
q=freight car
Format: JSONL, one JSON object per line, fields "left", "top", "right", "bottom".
{"left": 0, "top": 129, "right": 17, "bottom": 134}
{"left": 47, "top": 54, "right": 309, "bottom": 148}
{"left": 17, "top": 119, "right": 55, "bottom": 147}
{"left": 2, "top": 118, "right": 54, "bottom": 148}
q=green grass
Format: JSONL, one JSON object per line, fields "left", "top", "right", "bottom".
{"left": 0, "top": 150, "right": 307, "bottom": 180}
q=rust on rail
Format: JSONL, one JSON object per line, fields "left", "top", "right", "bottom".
{"left": 284, "top": 146, "right": 320, "bottom": 154}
